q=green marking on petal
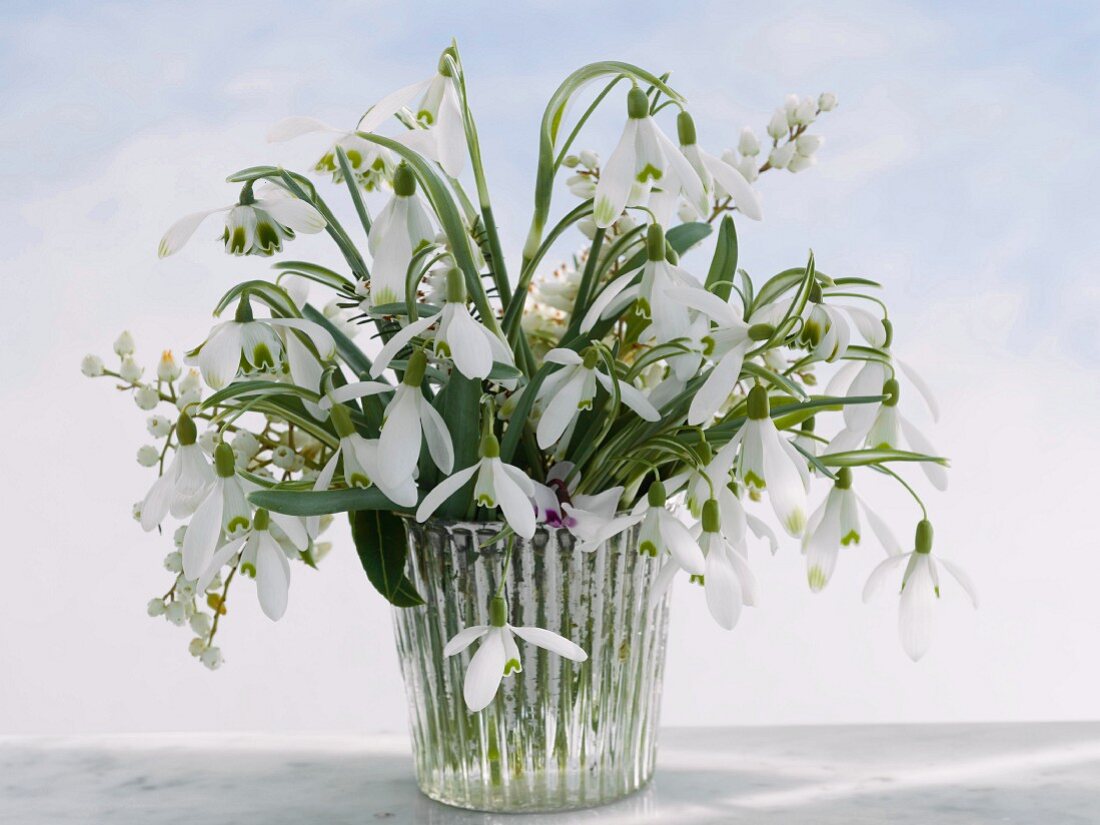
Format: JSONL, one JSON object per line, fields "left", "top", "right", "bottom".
{"left": 345, "top": 149, "right": 363, "bottom": 168}
{"left": 744, "top": 470, "right": 766, "bottom": 489}
{"left": 807, "top": 566, "right": 827, "bottom": 592}
{"left": 785, "top": 510, "right": 806, "bottom": 535}
{"left": 504, "top": 658, "right": 522, "bottom": 676}
{"left": 689, "top": 574, "right": 705, "bottom": 586}
{"left": 228, "top": 226, "right": 247, "bottom": 255}
{"left": 226, "top": 516, "right": 250, "bottom": 534}
{"left": 252, "top": 342, "right": 275, "bottom": 370}
{"left": 593, "top": 198, "right": 617, "bottom": 227}
{"left": 476, "top": 493, "right": 496, "bottom": 508}
{"left": 841, "top": 530, "right": 860, "bottom": 546}
{"left": 241, "top": 562, "right": 257, "bottom": 578}
{"left": 701, "top": 336, "right": 716, "bottom": 356}
{"left": 634, "top": 297, "right": 652, "bottom": 320}
{"left": 639, "top": 540, "right": 658, "bottom": 557}
{"left": 349, "top": 472, "right": 371, "bottom": 488}
{"left": 255, "top": 220, "right": 281, "bottom": 254}
{"left": 635, "top": 163, "right": 663, "bottom": 183}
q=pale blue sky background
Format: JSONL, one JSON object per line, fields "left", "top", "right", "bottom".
{"left": 2, "top": 1, "right": 1099, "bottom": 733}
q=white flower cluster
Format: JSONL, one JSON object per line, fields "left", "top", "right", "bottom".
{"left": 89, "top": 46, "right": 971, "bottom": 711}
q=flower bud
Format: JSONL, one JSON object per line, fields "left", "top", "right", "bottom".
{"left": 562, "top": 154, "right": 580, "bottom": 168}
{"left": 147, "top": 598, "right": 167, "bottom": 617}
{"left": 676, "top": 110, "right": 697, "bottom": 146}
{"left": 795, "top": 134, "right": 823, "bottom": 157}
{"left": 175, "top": 575, "right": 197, "bottom": 600}
{"left": 793, "top": 98, "right": 817, "bottom": 126}
{"left": 164, "top": 551, "right": 184, "bottom": 573}
{"left": 134, "top": 385, "right": 160, "bottom": 410}
{"left": 646, "top": 223, "right": 666, "bottom": 262}
{"left": 784, "top": 93, "right": 800, "bottom": 123}
{"left": 272, "top": 445, "right": 297, "bottom": 470}
{"left": 626, "top": 87, "right": 649, "bottom": 119}
{"left": 147, "top": 415, "right": 171, "bottom": 438}
{"left": 188, "top": 637, "right": 207, "bottom": 657}
{"left": 176, "top": 387, "right": 202, "bottom": 412}
{"left": 157, "top": 350, "right": 181, "bottom": 382}
{"left": 393, "top": 162, "right": 416, "bottom": 197}
{"left": 702, "top": 499, "right": 721, "bottom": 533}
{"left": 746, "top": 384, "right": 770, "bottom": 420}
{"left": 735, "top": 155, "right": 759, "bottom": 183}
{"left": 81, "top": 354, "right": 105, "bottom": 377}
{"left": 738, "top": 127, "right": 760, "bottom": 157}
{"left": 165, "top": 601, "right": 187, "bottom": 626}
{"left": 915, "top": 519, "right": 934, "bottom": 554}
{"left": 198, "top": 429, "right": 218, "bottom": 455}
{"left": 489, "top": 595, "right": 508, "bottom": 627}
{"left": 767, "top": 143, "right": 796, "bottom": 170}
{"left": 119, "top": 357, "right": 143, "bottom": 383}
{"left": 231, "top": 430, "right": 260, "bottom": 459}
{"left": 818, "top": 92, "right": 838, "bottom": 112}
{"left": 213, "top": 442, "right": 236, "bottom": 477}
{"left": 179, "top": 369, "right": 201, "bottom": 394}
{"left": 189, "top": 612, "right": 213, "bottom": 636}
{"left": 137, "top": 445, "right": 160, "bottom": 467}
{"left": 200, "top": 646, "right": 224, "bottom": 670}
{"left": 578, "top": 149, "right": 599, "bottom": 169}
{"left": 767, "top": 108, "right": 788, "bottom": 139}
{"left": 173, "top": 526, "right": 187, "bottom": 547}
{"left": 113, "top": 331, "right": 135, "bottom": 357}
{"left": 787, "top": 154, "right": 816, "bottom": 173}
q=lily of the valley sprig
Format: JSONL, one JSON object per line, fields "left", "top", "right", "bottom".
{"left": 85, "top": 41, "right": 971, "bottom": 694}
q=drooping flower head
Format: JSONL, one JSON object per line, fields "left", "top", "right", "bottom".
{"left": 674, "top": 111, "right": 762, "bottom": 223}
{"left": 367, "top": 163, "right": 436, "bottom": 308}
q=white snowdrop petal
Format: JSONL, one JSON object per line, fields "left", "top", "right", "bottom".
{"left": 702, "top": 149, "right": 762, "bottom": 220}
{"left": 899, "top": 358, "right": 941, "bottom": 422}
{"left": 537, "top": 369, "right": 586, "bottom": 449}
{"left": 689, "top": 346, "right": 746, "bottom": 425}
{"left": 140, "top": 468, "right": 177, "bottom": 532}
{"left": 446, "top": 306, "right": 493, "bottom": 380}
{"left": 704, "top": 542, "right": 743, "bottom": 630}
{"left": 358, "top": 76, "right": 434, "bottom": 132}
{"left": 761, "top": 424, "right": 807, "bottom": 537}
{"left": 899, "top": 557, "right": 935, "bottom": 661}
{"left": 463, "top": 628, "right": 507, "bottom": 712}
{"left": 435, "top": 81, "right": 468, "bottom": 177}
{"left": 511, "top": 626, "right": 588, "bottom": 661}
{"left": 491, "top": 461, "right": 536, "bottom": 540}
{"left": 938, "top": 557, "right": 979, "bottom": 608}
{"left": 862, "top": 552, "right": 909, "bottom": 603}
{"left": 197, "top": 535, "right": 247, "bottom": 593}
{"left": 256, "top": 197, "right": 327, "bottom": 233}
{"left": 593, "top": 120, "right": 639, "bottom": 228}
{"left": 266, "top": 116, "right": 339, "bottom": 143}
{"left": 661, "top": 515, "right": 706, "bottom": 575}
{"left": 158, "top": 207, "right": 225, "bottom": 258}
{"left": 378, "top": 388, "right": 422, "bottom": 485}
{"left": 443, "top": 625, "right": 491, "bottom": 657}
{"left": 415, "top": 464, "right": 479, "bottom": 523}
{"left": 900, "top": 415, "right": 948, "bottom": 491}
{"left": 419, "top": 397, "right": 454, "bottom": 474}
{"left": 256, "top": 532, "right": 291, "bottom": 621}
{"left": 182, "top": 483, "right": 225, "bottom": 580}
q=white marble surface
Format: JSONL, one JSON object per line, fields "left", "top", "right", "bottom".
{"left": 2, "top": 724, "right": 1098, "bottom": 824}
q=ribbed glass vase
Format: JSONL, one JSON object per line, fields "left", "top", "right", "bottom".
{"left": 391, "top": 518, "right": 671, "bottom": 813}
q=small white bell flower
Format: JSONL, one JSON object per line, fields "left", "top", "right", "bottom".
{"left": 593, "top": 88, "right": 707, "bottom": 229}
{"left": 118, "top": 357, "right": 143, "bottom": 383}
{"left": 725, "top": 386, "right": 809, "bottom": 537}
{"left": 633, "top": 483, "right": 705, "bottom": 575}
{"left": 140, "top": 413, "right": 215, "bottom": 532}
{"left": 675, "top": 112, "right": 762, "bottom": 222}
{"left": 113, "top": 331, "right": 135, "bottom": 357}
{"left": 766, "top": 108, "right": 789, "bottom": 140}
{"left": 793, "top": 97, "right": 818, "bottom": 127}
{"left": 738, "top": 127, "right": 760, "bottom": 157}
{"left": 416, "top": 430, "right": 538, "bottom": 540}
{"left": 767, "top": 142, "right": 797, "bottom": 170}
{"left": 444, "top": 596, "right": 588, "bottom": 712}
{"left": 134, "top": 384, "right": 160, "bottom": 410}
{"left": 157, "top": 350, "right": 182, "bottom": 382}
{"left": 366, "top": 163, "right": 437, "bottom": 307}
{"left": 181, "top": 443, "right": 253, "bottom": 581}
{"left": 200, "top": 646, "right": 224, "bottom": 670}
{"left": 370, "top": 269, "right": 514, "bottom": 381}
{"left": 81, "top": 354, "right": 105, "bottom": 377}
{"left": 818, "top": 92, "right": 838, "bottom": 112}
{"left": 158, "top": 181, "right": 326, "bottom": 258}
{"left": 356, "top": 51, "right": 469, "bottom": 177}
{"left": 146, "top": 415, "right": 171, "bottom": 438}
{"left": 146, "top": 598, "right": 167, "bottom": 617}
{"left": 863, "top": 520, "right": 977, "bottom": 661}
{"left": 136, "top": 445, "right": 161, "bottom": 467}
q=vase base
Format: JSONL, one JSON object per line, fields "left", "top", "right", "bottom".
{"left": 417, "top": 772, "right": 655, "bottom": 814}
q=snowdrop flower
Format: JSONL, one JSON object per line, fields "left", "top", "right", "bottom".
{"left": 528, "top": 461, "right": 574, "bottom": 527}
{"left": 444, "top": 596, "right": 588, "bottom": 712}
{"left": 665, "top": 285, "right": 767, "bottom": 425}
{"left": 371, "top": 349, "right": 453, "bottom": 488}
{"left": 726, "top": 385, "right": 809, "bottom": 537}
{"left": 593, "top": 87, "right": 706, "bottom": 229}
{"left": 185, "top": 300, "right": 335, "bottom": 390}
{"left": 267, "top": 116, "right": 397, "bottom": 190}
{"left": 370, "top": 269, "right": 513, "bottom": 381}
{"left": 312, "top": 388, "right": 418, "bottom": 520}
{"left": 802, "top": 468, "right": 900, "bottom": 591}
{"left": 357, "top": 55, "right": 468, "bottom": 177}
{"left": 158, "top": 182, "right": 326, "bottom": 258}
{"left": 801, "top": 289, "right": 850, "bottom": 362}
{"left": 651, "top": 499, "right": 756, "bottom": 630}
{"left": 832, "top": 380, "right": 947, "bottom": 491}
{"left": 561, "top": 485, "right": 643, "bottom": 553}
{"left": 196, "top": 508, "right": 308, "bottom": 621}
{"left": 366, "top": 163, "right": 436, "bottom": 307}
{"left": 534, "top": 347, "right": 660, "bottom": 450}
{"left": 633, "top": 483, "right": 705, "bottom": 575}
{"left": 182, "top": 443, "right": 252, "bottom": 580}
{"left": 676, "top": 112, "right": 762, "bottom": 221}
{"left": 863, "top": 520, "right": 977, "bottom": 661}
{"left": 140, "top": 413, "right": 214, "bottom": 531}
{"left": 416, "top": 431, "right": 537, "bottom": 539}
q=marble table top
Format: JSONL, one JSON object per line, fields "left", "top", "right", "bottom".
{"left": 3, "top": 723, "right": 1098, "bottom": 824}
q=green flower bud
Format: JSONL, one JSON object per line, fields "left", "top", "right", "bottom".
{"left": 176, "top": 412, "right": 198, "bottom": 446}
{"left": 809, "top": 282, "right": 824, "bottom": 304}
{"left": 253, "top": 508, "right": 270, "bottom": 531}
{"left": 627, "top": 87, "right": 649, "bottom": 119}
{"left": 915, "top": 519, "right": 934, "bottom": 554}
{"left": 882, "top": 378, "right": 900, "bottom": 407}
{"left": 445, "top": 267, "right": 466, "bottom": 304}
{"left": 646, "top": 223, "right": 666, "bottom": 262}
{"left": 490, "top": 595, "right": 508, "bottom": 627}
{"left": 581, "top": 348, "right": 600, "bottom": 370}
{"left": 438, "top": 47, "right": 457, "bottom": 77}
{"left": 676, "top": 110, "right": 697, "bottom": 146}
{"left": 665, "top": 248, "right": 679, "bottom": 265}
{"left": 747, "top": 385, "right": 770, "bottom": 420}
{"left": 328, "top": 403, "right": 357, "bottom": 438}
{"left": 748, "top": 323, "right": 774, "bottom": 342}
{"left": 403, "top": 349, "right": 427, "bottom": 386}
{"left": 647, "top": 482, "right": 667, "bottom": 508}
{"left": 393, "top": 162, "right": 416, "bottom": 197}
{"left": 701, "top": 499, "right": 721, "bottom": 533}
{"left": 835, "top": 467, "right": 853, "bottom": 490}
{"left": 213, "top": 442, "right": 236, "bottom": 478}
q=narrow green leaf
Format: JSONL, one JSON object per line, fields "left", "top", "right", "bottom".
{"left": 819, "top": 449, "right": 949, "bottom": 468}
{"left": 705, "top": 215, "right": 738, "bottom": 302}
{"left": 249, "top": 485, "right": 404, "bottom": 515}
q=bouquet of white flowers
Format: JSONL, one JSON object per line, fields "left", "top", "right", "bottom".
{"left": 85, "top": 42, "right": 973, "bottom": 724}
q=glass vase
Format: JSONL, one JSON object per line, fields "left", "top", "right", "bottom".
{"left": 391, "top": 518, "right": 672, "bottom": 813}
